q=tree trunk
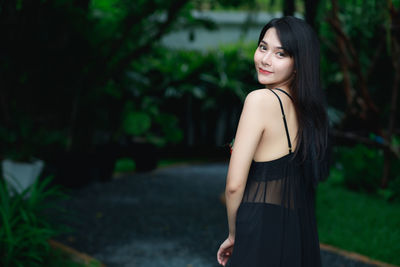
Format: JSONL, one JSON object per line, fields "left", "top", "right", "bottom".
{"left": 186, "top": 94, "right": 194, "bottom": 146}
{"left": 304, "top": 0, "right": 320, "bottom": 29}
{"left": 215, "top": 109, "right": 228, "bottom": 146}
{"left": 283, "top": 0, "right": 295, "bottom": 16}
{"left": 328, "top": 0, "right": 380, "bottom": 124}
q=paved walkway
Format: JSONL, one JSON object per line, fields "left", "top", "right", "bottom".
{"left": 53, "top": 163, "right": 379, "bottom": 267}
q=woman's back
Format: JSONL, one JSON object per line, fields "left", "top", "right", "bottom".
{"left": 217, "top": 16, "right": 329, "bottom": 267}
{"left": 252, "top": 88, "right": 298, "bottom": 162}
{"left": 226, "top": 88, "right": 322, "bottom": 267}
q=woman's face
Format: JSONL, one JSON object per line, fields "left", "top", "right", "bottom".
{"left": 254, "top": 27, "right": 295, "bottom": 90}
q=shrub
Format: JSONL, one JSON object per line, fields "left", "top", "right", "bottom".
{"left": 335, "top": 144, "right": 383, "bottom": 193}
{"left": 334, "top": 144, "right": 400, "bottom": 202}
{"left": 0, "top": 175, "right": 67, "bottom": 267}
{"left": 388, "top": 175, "right": 400, "bottom": 202}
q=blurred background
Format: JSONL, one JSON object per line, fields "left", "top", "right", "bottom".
{"left": 0, "top": 0, "right": 400, "bottom": 266}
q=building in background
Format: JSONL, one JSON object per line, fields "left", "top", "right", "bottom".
{"left": 162, "top": 11, "right": 296, "bottom": 50}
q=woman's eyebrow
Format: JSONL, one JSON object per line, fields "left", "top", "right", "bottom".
{"left": 260, "top": 40, "right": 284, "bottom": 50}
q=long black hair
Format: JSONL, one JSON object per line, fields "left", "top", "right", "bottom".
{"left": 258, "top": 16, "right": 330, "bottom": 186}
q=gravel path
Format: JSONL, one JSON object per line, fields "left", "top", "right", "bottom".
{"left": 53, "top": 162, "right": 379, "bottom": 267}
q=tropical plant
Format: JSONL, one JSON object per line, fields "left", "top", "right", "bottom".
{"left": 0, "top": 175, "right": 68, "bottom": 267}
{"left": 126, "top": 42, "right": 258, "bottom": 146}
{"left": 120, "top": 99, "right": 183, "bottom": 147}
{"left": 0, "top": 118, "right": 67, "bottom": 162}
{"left": 335, "top": 144, "right": 383, "bottom": 193}
{"left": 333, "top": 142, "right": 400, "bottom": 202}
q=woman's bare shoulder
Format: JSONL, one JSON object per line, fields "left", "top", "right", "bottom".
{"left": 244, "top": 88, "right": 281, "bottom": 113}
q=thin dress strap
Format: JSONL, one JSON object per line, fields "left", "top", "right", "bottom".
{"left": 268, "top": 88, "right": 293, "bottom": 154}
{"left": 273, "top": 88, "right": 293, "bottom": 101}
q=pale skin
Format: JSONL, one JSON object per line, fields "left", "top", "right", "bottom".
{"left": 217, "top": 27, "right": 299, "bottom": 266}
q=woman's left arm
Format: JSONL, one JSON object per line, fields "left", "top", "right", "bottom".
{"left": 225, "top": 90, "right": 266, "bottom": 240}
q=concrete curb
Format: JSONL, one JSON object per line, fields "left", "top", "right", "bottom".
{"left": 49, "top": 239, "right": 106, "bottom": 267}
{"left": 320, "top": 243, "right": 399, "bottom": 267}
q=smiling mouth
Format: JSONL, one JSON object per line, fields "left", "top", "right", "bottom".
{"left": 259, "top": 68, "right": 272, "bottom": 74}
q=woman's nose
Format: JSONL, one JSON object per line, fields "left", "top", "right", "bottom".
{"left": 261, "top": 52, "right": 271, "bottom": 66}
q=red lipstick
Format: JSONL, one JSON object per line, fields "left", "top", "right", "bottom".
{"left": 259, "top": 68, "right": 272, "bottom": 74}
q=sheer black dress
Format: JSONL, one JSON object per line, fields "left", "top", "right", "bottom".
{"left": 226, "top": 88, "right": 322, "bottom": 267}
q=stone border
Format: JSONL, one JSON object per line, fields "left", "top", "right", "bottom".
{"left": 49, "top": 239, "right": 106, "bottom": 266}
{"left": 320, "top": 243, "right": 399, "bottom": 267}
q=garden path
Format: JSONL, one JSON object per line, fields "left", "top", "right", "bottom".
{"left": 54, "top": 162, "right": 379, "bottom": 267}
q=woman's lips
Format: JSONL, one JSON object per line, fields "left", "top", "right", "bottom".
{"left": 259, "top": 68, "right": 272, "bottom": 74}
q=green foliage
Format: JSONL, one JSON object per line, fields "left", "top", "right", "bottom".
{"left": 333, "top": 144, "right": 400, "bottom": 202}
{"left": 120, "top": 98, "right": 183, "bottom": 147}
{"left": 386, "top": 152, "right": 400, "bottom": 202}
{"left": 114, "top": 158, "right": 136, "bottom": 173}
{"left": 0, "top": 176, "right": 67, "bottom": 267}
{"left": 123, "top": 42, "right": 258, "bottom": 146}
{"left": 317, "top": 0, "right": 393, "bottom": 112}
{"left": 335, "top": 144, "right": 383, "bottom": 193}
{"left": 0, "top": 118, "right": 67, "bottom": 162}
{"left": 388, "top": 175, "right": 400, "bottom": 202}
{"left": 131, "top": 41, "right": 257, "bottom": 103}
{"left": 318, "top": 0, "right": 387, "bottom": 44}
{"left": 123, "top": 111, "right": 152, "bottom": 136}
{"left": 1, "top": 0, "right": 196, "bottom": 154}
{"left": 192, "top": 0, "right": 286, "bottom": 11}
{"left": 154, "top": 114, "right": 184, "bottom": 144}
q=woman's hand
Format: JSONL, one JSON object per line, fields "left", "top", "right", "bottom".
{"left": 217, "top": 236, "right": 235, "bottom": 266}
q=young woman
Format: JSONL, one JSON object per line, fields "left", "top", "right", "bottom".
{"left": 217, "top": 16, "right": 330, "bottom": 267}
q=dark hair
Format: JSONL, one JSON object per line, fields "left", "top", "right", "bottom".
{"left": 258, "top": 16, "right": 330, "bottom": 186}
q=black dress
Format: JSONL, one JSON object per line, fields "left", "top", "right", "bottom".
{"left": 226, "top": 88, "right": 322, "bottom": 267}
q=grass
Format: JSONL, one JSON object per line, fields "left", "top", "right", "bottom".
{"left": 316, "top": 168, "right": 400, "bottom": 266}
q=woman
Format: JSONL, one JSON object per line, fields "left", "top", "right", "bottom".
{"left": 217, "top": 16, "right": 330, "bottom": 267}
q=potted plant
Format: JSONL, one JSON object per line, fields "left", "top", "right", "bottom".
{"left": 0, "top": 119, "right": 66, "bottom": 195}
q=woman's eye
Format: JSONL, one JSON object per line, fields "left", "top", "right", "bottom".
{"left": 276, "top": 52, "right": 286, "bottom": 57}
{"left": 259, "top": 45, "right": 267, "bottom": 51}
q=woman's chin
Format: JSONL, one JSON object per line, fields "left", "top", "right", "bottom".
{"left": 257, "top": 79, "right": 273, "bottom": 87}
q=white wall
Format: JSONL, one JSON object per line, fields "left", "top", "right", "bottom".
{"left": 161, "top": 11, "right": 289, "bottom": 50}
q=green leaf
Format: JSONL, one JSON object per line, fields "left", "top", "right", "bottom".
{"left": 123, "top": 111, "right": 151, "bottom": 136}
{"left": 16, "top": 0, "right": 23, "bottom": 11}
{"left": 0, "top": 175, "right": 65, "bottom": 266}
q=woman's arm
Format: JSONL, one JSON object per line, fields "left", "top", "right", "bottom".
{"left": 225, "top": 90, "right": 266, "bottom": 240}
